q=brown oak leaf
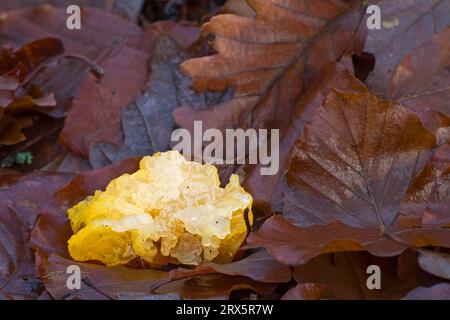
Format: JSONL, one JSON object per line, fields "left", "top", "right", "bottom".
{"left": 174, "top": 0, "right": 367, "bottom": 134}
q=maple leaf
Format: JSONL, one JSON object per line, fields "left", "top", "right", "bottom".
{"left": 174, "top": 0, "right": 367, "bottom": 134}
{"left": 247, "top": 89, "right": 450, "bottom": 265}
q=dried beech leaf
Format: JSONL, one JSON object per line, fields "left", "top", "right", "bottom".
{"left": 403, "top": 283, "right": 450, "bottom": 300}
{"left": 281, "top": 283, "right": 326, "bottom": 300}
{"left": 0, "top": 38, "right": 63, "bottom": 145}
{"left": 0, "top": 6, "right": 143, "bottom": 113}
{"left": 63, "top": 21, "right": 200, "bottom": 156}
{"left": 248, "top": 90, "right": 450, "bottom": 264}
{"left": 388, "top": 26, "right": 450, "bottom": 124}
{"left": 418, "top": 250, "right": 450, "bottom": 280}
{"left": 243, "top": 62, "right": 366, "bottom": 214}
{"left": 0, "top": 173, "right": 73, "bottom": 299}
{"left": 0, "top": 1, "right": 144, "bottom": 22}
{"left": 41, "top": 254, "right": 169, "bottom": 300}
{"left": 293, "top": 252, "right": 439, "bottom": 300}
{"left": 400, "top": 143, "right": 450, "bottom": 227}
{"left": 365, "top": 0, "right": 450, "bottom": 96}
{"left": 170, "top": 249, "right": 292, "bottom": 283}
{"left": 221, "top": 0, "right": 256, "bottom": 17}
{"left": 89, "top": 29, "right": 229, "bottom": 168}
{"left": 154, "top": 274, "right": 276, "bottom": 300}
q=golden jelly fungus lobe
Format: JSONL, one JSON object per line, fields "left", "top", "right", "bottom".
{"left": 67, "top": 151, "right": 253, "bottom": 266}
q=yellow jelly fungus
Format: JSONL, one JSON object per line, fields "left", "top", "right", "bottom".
{"left": 67, "top": 150, "right": 253, "bottom": 266}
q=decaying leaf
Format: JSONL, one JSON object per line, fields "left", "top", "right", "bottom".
{"left": 0, "top": 172, "right": 73, "bottom": 299}
{"left": 0, "top": 38, "right": 63, "bottom": 145}
{"left": 243, "top": 62, "right": 366, "bottom": 214}
{"left": 281, "top": 283, "right": 326, "bottom": 300}
{"left": 169, "top": 249, "right": 292, "bottom": 283}
{"left": 153, "top": 274, "right": 276, "bottom": 300}
{"left": 402, "top": 282, "right": 450, "bottom": 300}
{"left": 292, "top": 252, "right": 440, "bottom": 300}
{"left": 418, "top": 250, "right": 450, "bottom": 280}
{"left": 89, "top": 27, "right": 230, "bottom": 168}
{"left": 248, "top": 90, "right": 450, "bottom": 265}
{"left": 364, "top": 0, "right": 450, "bottom": 97}
{"left": 0, "top": 5, "right": 159, "bottom": 154}
{"left": 62, "top": 20, "right": 201, "bottom": 157}
{"left": 2, "top": 0, "right": 449, "bottom": 301}
{"left": 0, "top": 5, "right": 152, "bottom": 102}
{"left": 174, "top": 0, "right": 367, "bottom": 134}
{"left": 387, "top": 26, "right": 450, "bottom": 132}
{"left": 0, "top": 0, "right": 145, "bottom": 22}
{"left": 68, "top": 151, "right": 253, "bottom": 266}
{"left": 400, "top": 143, "right": 450, "bottom": 227}
{"left": 41, "top": 254, "right": 169, "bottom": 300}
{"left": 54, "top": 156, "right": 140, "bottom": 207}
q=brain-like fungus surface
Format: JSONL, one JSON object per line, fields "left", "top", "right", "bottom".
{"left": 67, "top": 151, "right": 253, "bottom": 266}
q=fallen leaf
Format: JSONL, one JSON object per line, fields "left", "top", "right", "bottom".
{"left": 174, "top": 0, "right": 367, "bottom": 134}
{"left": 418, "top": 250, "right": 450, "bottom": 280}
{"left": 0, "top": 6, "right": 156, "bottom": 154}
{"left": 153, "top": 274, "right": 276, "bottom": 300}
{"left": 0, "top": 172, "right": 73, "bottom": 299}
{"left": 40, "top": 254, "right": 169, "bottom": 300}
{"left": 220, "top": 0, "right": 256, "bottom": 17}
{"left": 0, "top": 38, "right": 63, "bottom": 145}
{"left": 243, "top": 62, "right": 366, "bottom": 214}
{"left": 0, "top": 6, "right": 144, "bottom": 109}
{"left": 388, "top": 26, "right": 450, "bottom": 122}
{"left": 248, "top": 90, "right": 450, "bottom": 264}
{"left": 59, "top": 31, "right": 154, "bottom": 156}
{"left": 293, "top": 252, "right": 439, "bottom": 299}
{"left": 400, "top": 143, "right": 450, "bottom": 227}
{"left": 364, "top": 0, "right": 450, "bottom": 96}
{"left": 54, "top": 156, "right": 140, "bottom": 207}
{"left": 62, "top": 21, "right": 201, "bottom": 157}
{"left": 0, "top": 0, "right": 145, "bottom": 22}
{"left": 89, "top": 29, "right": 229, "bottom": 168}
{"left": 402, "top": 282, "right": 450, "bottom": 300}
{"left": 281, "top": 283, "right": 325, "bottom": 300}
{"left": 248, "top": 215, "right": 450, "bottom": 266}
{"left": 169, "top": 249, "right": 292, "bottom": 283}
